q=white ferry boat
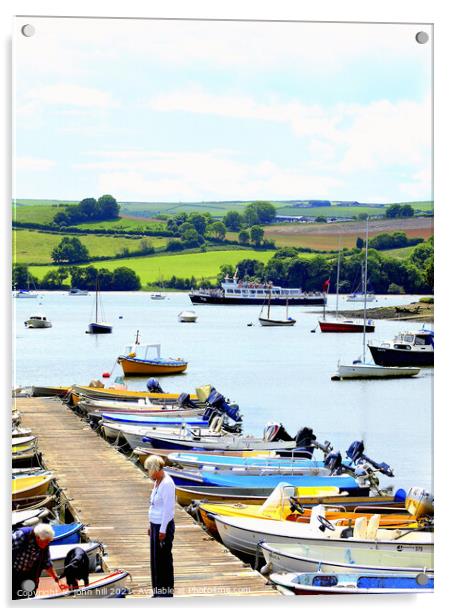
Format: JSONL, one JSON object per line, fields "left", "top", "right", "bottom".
{"left": 189, "top": 276, "right": 326, "bottom": 306}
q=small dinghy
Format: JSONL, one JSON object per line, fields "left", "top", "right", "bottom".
{"left": 51, "top": 522, "right": 84, "bottom": 545}
{"left": 12, "top": 508, "right": 50, "bottom": 528}
{"left": 34, "top": 569, "right": 130, "bottom": 599}
{"left": 269, "top": 571, "right": 433, "bottom": 594}
{"left": 12, "top": 474, "right": 54, "bottom": 502}
{"left": 178, "top": 310, "right": 198, "bottom": 323}
{"left": 48, "top": 542, "right": 103, "bottom": 576}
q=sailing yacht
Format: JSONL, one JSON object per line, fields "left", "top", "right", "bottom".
{"left": 318, "top": 249, "right": 375, "bottom": 333}
{"left": 259, "top": 289, "right": 296, "bottom": 326}
{"left": 333, "top": 220, "right": 420, "bottom": 380}
{"left": 87, "top": 279, "right": 112, "bottom": 334}
{"left": 346, "top": 262, "right": 376, "bottom": 302}
{"left": 14, "top": 274, "right": 39, "bottom": 298}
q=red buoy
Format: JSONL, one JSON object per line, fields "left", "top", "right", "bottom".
{"left": 102, "top": 372, "right": 111, "bottom": 378}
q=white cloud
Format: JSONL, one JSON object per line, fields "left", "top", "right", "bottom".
{"left": 77, "top": 149, "right": 342, "bottom": 201}
{"left": 399, "top": 169, "right": 432, "bottom": 200}
{"left": 26, "top": 83, "right": 118, "bottom": 109}
{"left": 15, "top": 157, "right": 56, "bottom": 171}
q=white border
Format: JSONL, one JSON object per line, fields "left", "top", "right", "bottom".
{"left": 2, "top": 1, "right": 449, "bottom": 613}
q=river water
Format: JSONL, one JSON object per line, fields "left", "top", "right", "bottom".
{"left": 14, "top": 292, "right": 433, "bottom": 493}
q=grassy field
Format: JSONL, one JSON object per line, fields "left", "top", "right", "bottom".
{"left": 74, "top": 218, "right": 166, "bottom": 232}
{"left": 262, "top": 218, "right": 433, "bottom": 250}
{"left": 13, "top": 204, "right": 66, "bottom": 225}
{"left": 13, "top": 230, "right": 168, "bottom": 264}
{"left": 381, "top": 246, "right": 418, "bottom": 259}
{"left": 28, "top": 249, "right": 276, "bottom": 287}
{"left": 13, "top": 199, "right": 433, "bottom": 222}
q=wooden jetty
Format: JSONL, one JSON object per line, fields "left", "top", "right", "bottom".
{"left": 15, "top": 397, "right": 278, "bottom": 598}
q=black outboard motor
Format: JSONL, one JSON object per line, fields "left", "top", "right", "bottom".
{"left": 146, "top": 378, "right": 164, "bottom": 393}
{"left": 295, "top": 427, "right": 316, "bottom": 452}
{"left": 205, "top": 388, "right": 242, "bottom": 423}
{"left": 177, "top": 392, "right": 197, "bottom": 409}
{"left": 324, "top": 450, "right": 343, "bottom": 475}
{"left": 346, "top": 440, "right": 394, "bottom": 477}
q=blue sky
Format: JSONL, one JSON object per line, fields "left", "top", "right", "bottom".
{"left": 14, "top": 17, "right": 432, "bottom": 203}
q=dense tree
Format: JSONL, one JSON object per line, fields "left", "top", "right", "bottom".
{"left": 217, "top": 264, "right": 235, "bottom": 285}
{"left": 166, "top": 239, "right": 185, "bottom": 252}
{"left": 249, "top": 225, "right": 264, "bottom": 246}
{"left": 181, "top": 227, "right": 203, "bottom": 246}
{"left": 386, "top": 203, "right": 414, "bottom": 219}
{"left": 78, "top": 197, "right": 99, "bottom": 220}
{"left": 112, "top": 267, "right": 141, "bottom": 290}
{"left": 207, "top": 221, "right": 226, "bottom": 240}
{"left": 70, "top": 266, "right": 98, "bottom": 290}
{"left": 243, "top": 201, "right": 276, "bottom": 226}
{"left": 224, "top": 211, "right": 242, "bottom": 231}
{"left": 236, "top": 259, "right": 264, "bottom": 280}
{"left": 51, "top": 237, "right": 90, "bottom": 263}
{"left": 97, "top": 194, "right": 120, "bottom": 219}
{"left": 12, "top": 263, "right": 31, "bottom": 289}
{"left": 356, "top": 237, "right": 364, "bottom": 249}
{"left": 238, "top": 229, "right": 250, "bottom": 244}
{"left": 188, "top": 213, "right": 208, "bottom": 236}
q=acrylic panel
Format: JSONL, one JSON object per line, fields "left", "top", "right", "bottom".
{"left": 12, "top": 16, "right": 433, "bottom": 600}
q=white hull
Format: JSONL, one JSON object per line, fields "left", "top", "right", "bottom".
{"left": 178, "top": 311, "right": 198, "bottom": 322}
{"left": 260, "top": 541, "right": 434, "bottom": 576}
{"left": 346, "top": 295, "right": 376, "bottom": 302}
{"left": 335, "top": 363, "right": 420, "bottom": 379}
{"left": 48, "top": 542, "right": 102, "bottom": 576}
{"left": 25, "top": 320, "right": 52, "bottom": 329}
{"left": 214, "top": 515, "right": 433, "bottom": 558}
{"left": 259, "top": 318, "right": 296, "bottom": 327}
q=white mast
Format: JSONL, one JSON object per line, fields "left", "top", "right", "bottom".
{"left": 362, "top": 219, "right": 369, "bottom": 362}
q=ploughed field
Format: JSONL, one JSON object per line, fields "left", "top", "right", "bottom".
{"left": 263, "top": 217, "right": 433, "bottom": 250}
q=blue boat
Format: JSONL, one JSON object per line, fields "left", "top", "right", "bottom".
{"left": 101, "top": 413, "right": 208, "bottom": 427}
{"left": 168, "top": 452, "right": 327, "bottom": 471}
{"left": 50, "top": 522, "right": 84, "bottom": 545}
{"left": 166, "top": 468, "right": 364, "bottom": 493}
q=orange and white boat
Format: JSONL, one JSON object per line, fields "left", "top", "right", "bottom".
{"left": 117, "top": 331, "right": 188, "bottom": 376}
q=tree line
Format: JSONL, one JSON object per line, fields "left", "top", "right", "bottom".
{"left": 213, "top": 238, "right": 433, "bottom": 294}
{"left": 53, "top": 194, "right": 120, "bottom": 226}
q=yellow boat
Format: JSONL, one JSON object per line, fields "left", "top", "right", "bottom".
{"left": 12, "top": 441, "right": 37, "bottom": 456}
{"left": 199, "top": 494, "right": 419, "bottom": 536}
{"left": 12, "top": 474, "right": 53, "bottom": 502}
{"left": 117, "top": 336, "right": 187, "bottom": 376}
{"left": 70, "top": 386, "right": 199, "bottom": 407}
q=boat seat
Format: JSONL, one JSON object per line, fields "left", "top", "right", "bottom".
{"left": 353, "top": 516, "right": 368, "bottom": 539}
{"left": 366, "top": 514, "right": 381, "bottom": 540}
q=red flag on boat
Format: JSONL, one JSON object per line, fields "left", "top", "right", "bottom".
{"left": 322, "top": 279, "right": 330, "bottom": 292}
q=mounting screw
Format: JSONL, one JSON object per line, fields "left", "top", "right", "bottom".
{"left": 415, "top": 31, "right": 429, "bottom": 44}
{"left": 21, "top": 24, "right": 35, "bottom": 37}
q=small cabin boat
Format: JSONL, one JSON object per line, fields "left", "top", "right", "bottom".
{"left": 150, "top": 292, "right": 166, "bottom": 300}
{"left": 24, "top": 314, "right": 52, "bottom": 329}
{"left": 178, "top": 310, "right": 198, "bottom": 323}
{"left": 15, "top": 289, "right": 39, "bottom": 299}
{"left": 117, "top": 331, "right": 187, "bottom": 376}
{"left": 368, "top": 329, "right": 434, "bottom": 367}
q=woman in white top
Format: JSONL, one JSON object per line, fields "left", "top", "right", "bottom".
{"left": 145, "top": 455, "right": 175, "bottom": 598}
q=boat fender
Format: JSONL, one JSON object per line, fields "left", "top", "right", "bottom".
{"left": 128, "top": 352, "right": 136, "bottom": 358}
{"left": 366, "top": 514, "right": 381, "bottom": 540}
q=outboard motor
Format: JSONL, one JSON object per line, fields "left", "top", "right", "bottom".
{"left": 263, "top": 422, "right": 292, "bottom": 442}
{"left": 205, "top": 388, "right": 242, "bottom": 423}
{"left": 346, "top": 440, "right": 394, "bottom": 477}
{"left": 177, "top": 392, "right": 197, "bottom": 409}
{"left": 324, "top": 450, "right": 343, "bottom": 475}
{"left": 146, "top": 378, "right": 164, "bottom": 393}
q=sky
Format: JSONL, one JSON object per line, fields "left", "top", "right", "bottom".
{"left": 14, "top": 17, "right": 432, "bottom": 204}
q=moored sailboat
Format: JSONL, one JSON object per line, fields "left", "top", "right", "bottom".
{"left": 259, "top": 291, "right": 296, "bottom": 327}
{"left": 87, "top": 279, "right": 112, "bottom": 334}
{"left": 333, "top": 220, "right": 420, "bottom": 380}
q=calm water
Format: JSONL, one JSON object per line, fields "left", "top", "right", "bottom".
{"left": 14, "top": 292, "right": 433, "bottom": 493}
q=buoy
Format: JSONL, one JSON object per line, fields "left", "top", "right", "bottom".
{"left": 102, "top": 372, "right": 111, "bottom": 378}
{"left": 119, "top": 316, "right": 123, "bottom": 319}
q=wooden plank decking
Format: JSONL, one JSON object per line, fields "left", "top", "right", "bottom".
{"left": 16, "top": 397, "right": 278, "bottom": 598}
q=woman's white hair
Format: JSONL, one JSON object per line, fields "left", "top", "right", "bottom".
{"left": 144, "top": 455, "right": 165, "bottom": 473}
{"left": 33, "top": 523, "right": 55, "bottom": 541}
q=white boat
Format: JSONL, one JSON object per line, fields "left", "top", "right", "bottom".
{"left": 12, "top": 508, "right": 50, "bottom": 528}
{"left": 347, "top": 292, "right": 376, "bottom": 302}
{"left": 334, "top": 220, "right": 419, "bottom": 380}
{"left": 269, "top": 571, "right": 433, "bottom": 595}
{"left": 346, "top": 262, "right": 376, "bottom": 302}
{"left": 24, "top": 314, "right": 52, "bottom": 329}
{"left": 259, "top": 293, "right": 296, "bottom": 327}
{"left": 78, "top": 395, "right": 202, "bottom": 418}
{"left": 214, "top": 511, "right": 433, "bottom": 559}
{"left": 87, "top": 279, "right": 112, "bottom": 334}
{"left": 150, "top": 292, "right": 167, "bottom": 300}
{"left": 34, "top": 569, "right": 130, "bottom": 599}
{"left": 334, "top": 362, "right": 420, "bottom": 380}
{"left": 47, "top": 542, "right": 103, "bottom": 576}
{"left": 14, "top": 289, "right": 39, "bottom": 299}
{"left": 178, "top": 310, "right": 198, "bottom": 323}
{"left": 260, "top": 540, "right": 434, "bottom": 576}
{"left": 68, "top": 288, "right": 89, "bottom": 296}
